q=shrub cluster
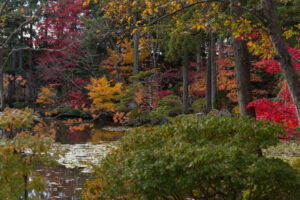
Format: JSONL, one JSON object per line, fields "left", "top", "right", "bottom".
{"left": 83, "top": 116, "right": 300, "bottom": 200}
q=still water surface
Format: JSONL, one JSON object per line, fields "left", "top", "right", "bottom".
{"left": 34, "top": 126, "right": 124, "bottom": 199}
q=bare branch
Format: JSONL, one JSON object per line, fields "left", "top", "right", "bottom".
{"left": 0, "top": 17, "right": 34, "bottom": 47}
{"left": 3, "top": 41, "right": 79, "bottom": 68}
{"left": 145, "top": 0, "right": 267, "bottom": 29}
{"left": 0, "top": 0, "right": 9, "bottom": 17}
{"left": 147, "top": 0, "right": 215, "bottom": 26}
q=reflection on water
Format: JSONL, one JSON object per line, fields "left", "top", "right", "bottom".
{"left": 55, "top": 126, "right": 92, "bottom": 144}
{"left": 88, "top": 129, "right": 124, "bottom": 144}
{"left": 35, "top": 126, "right": 125, "bottom": 199}
{"left": 35, "top": 165, "right": 88, "bottom": 199}
{"left": 55, "top": 126, "right": 124, "bottom": 144}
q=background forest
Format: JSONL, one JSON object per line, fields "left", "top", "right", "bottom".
{"left": 0, "top": 0, "right": 299, "bottom": 199}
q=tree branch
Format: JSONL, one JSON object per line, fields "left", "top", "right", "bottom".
{"left": 0, "top": 17, "right": 34, "bottom": 47}
{"left": 145, "top": 0, "right": 267, "bottom": 29}
{"left": 3, "top": 41, "right": 79, "bottom": 69}
{"left": 0, "top": 0, "right": 9, "bottom": 17}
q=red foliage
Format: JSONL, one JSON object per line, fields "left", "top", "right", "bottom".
{"left": 253, "top": 46, "right": 300, "bottom": 73}
{"left": 247, "top": 98, "right": 298, "bottom": 128}
{"left": 67, "top": 90, "right": 89, "bottom": 107}
{"left": 34, "top": 0, "right": 90, "bottom": 107}
{"left": 248, "top": 46, "right": 300, "bottom": 139}
{"left": 157, "top": 90, "right": 172, "bottom": 99}
{"left": 35, "top": 0, "right": 87, "bottom": 81}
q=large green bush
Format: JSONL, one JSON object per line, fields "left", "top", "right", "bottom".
{"left": 191, "top": 98, "right": 206, "bottom": 113}
{"left": 83, "top": 116, "right": 299, "bottom": 200}
{"left": 150, "top": 95, "right": 182, "bottom": 123}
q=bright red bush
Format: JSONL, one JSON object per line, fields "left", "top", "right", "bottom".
{"left": 248, "top": 46, "right": 300, "bottom": 138}
{"left": 247, "top": 98, "right": 298, "bottom": 128}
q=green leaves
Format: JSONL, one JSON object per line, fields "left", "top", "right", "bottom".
{"left": 0, "top": 135, "right": 55, "bottom": 199}
{"left": 0, "top": 108, "right": 40, "bottom": 138}
{"left": 83, "top": 116, "right": 299, "bottom": 199}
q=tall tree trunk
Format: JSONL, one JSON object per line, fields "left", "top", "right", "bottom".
{"left": 149, "top": 34, "right": 159, "bottom": 109}
{"left": 19, "top": 50, "right": 23, "bottom": 68}
{"left": 24, "top": 174, "right": 28, "bottom": 200}
{"left": 18, "top": 50, "right": 23, "bottom": 102}
{"left": 196, "top": 35, "right": 205, "bottom": 70}
{"left": 206, "top": 38, "right": 212, "bottom": 113}
{"left": 133, "top": 14, "right": 139, "bottom": 85}
{"left": 26, "top": 48, "right": 34, "bottom": 104}
{"left": 261, "top": 0, "right": 300, "bottom": 126}
{"left": 196, "top": 43, "right": 202, "bottom": 71}
{"left": 231, "top": 0, "right": 256, "bottom": 117}
{"left": 211, "top": 33, "right": 217, "bottom": 109}
{"left": 183, "top": 48, "right": 190, "bottom": 113}
{"left": 0, "top": 48, "right": 4, "bottom": 110}
{"left": 25, "top": 23, "right": 35, "bottom": 104}
{"left": 109, "top": 37, "right": 123, "bottom": 82}
{"left": 8, "top": 51, "right": 16, "bottom": 105}
{"left": 219, "top": 36, "right": 224, "bottom": 58}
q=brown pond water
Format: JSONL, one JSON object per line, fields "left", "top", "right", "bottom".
{"left": 34, "top": 126, "right": 124, "bottom": 199}
{"left": 34, "top": 165, "right": 88, "bottom": 199}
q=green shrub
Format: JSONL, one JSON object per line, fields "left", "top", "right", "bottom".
{"left": 0, "top": 108, "right": 40, "bottom": 138}
{"left": 172, "top": 83, "right": 182, "bottom": 96}
{"left": 55, "top": 106, "right": 91, "bottom": 118}
{"left": 214, "top": 90, "right": 230, "bottom": 109}
{"left": 126, "top": 108, "right": 151, "bottom": 126}
{"left": 292, "top": 158, "right": 300, "bottom": 174}
{"left": 83, "top": 116, "right": 299, "bottom": 200}
{"left": 150, "top": 95, "right": 182, "bottom": 123}
{"left": 12, "top": 101, "right": 27, "bottom": 109}
{"left": 191, "top": 97, "right": 206, "bottom": 113}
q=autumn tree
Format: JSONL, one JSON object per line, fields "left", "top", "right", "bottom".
{"left": 260, "top": 0, "right": 300, "bottom": 126}
{"left": 86, "top": 76, "right": 122, "bottom": 111}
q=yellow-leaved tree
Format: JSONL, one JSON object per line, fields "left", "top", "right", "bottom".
{"left": 86, "top": 76, "right": 122, "bottom": 111}
{"left": 36, "top": 84, "right": 57, "bottom": 105}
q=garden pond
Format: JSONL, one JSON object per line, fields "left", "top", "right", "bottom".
{"left": 34, "top": 125, "right": 126, "bottom": 199}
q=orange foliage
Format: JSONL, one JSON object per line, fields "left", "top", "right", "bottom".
{"left": 217, "top": 57, "right": 269, "bottom": 102}
{"left": 36, "top": 84, "right": 57, "bottom": 105}
{"left": 217, "top": 58, "right": 238, "bottom": 102}
{"left": 113, "top": 112, "right": 130, "bottom": 124}
{"left": 69, "top": 123, "right": 93, "bottom": 132}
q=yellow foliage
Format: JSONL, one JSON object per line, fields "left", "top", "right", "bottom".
{"left": 102, "top": 38, "right": 150, "bottom": 79}
{"left": 36, "top": 85, "right": 57, "bottom": 105}
{"left": 86, "top": 76, "right": 122, "bottom": 111}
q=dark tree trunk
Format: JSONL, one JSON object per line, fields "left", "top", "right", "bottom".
{"left": 206, "top": 38, "right": 212, "bottom": 113}
{"left": 19, "top": 50, "right": 23, "bottom": 68}
{"left": 261, "top": 0, "right": 300, "bottom": 126}
{"left": 149, "top": 34, "right": 159, "bottom": 109}
{"left": 211, "top": 33, "right": 217, "bottom": 109}
{"left": 26, "top": 23, "right": 35, "bottom": 104}
{"left": 109, "top": 37, "right": 123, "bottom": 82}
{"left": 219, "top": 36, "right": 224, "bottom": 58}
{"left": 196, "top": 44, "right": 202, "bottom": 70}
{"left": 0, "top": 48, "right": 4, "bottom": 110}
{"left": 183, "top": 49, "right": 190, "bottom": 114}
{"left": 8, "top": 51, "right": 16, "bottom": 105}
{"left": 196, "top": 36, "right": 205, "bottom": 70}
{"left": 24, "top": 174, "right": 28, "bottom": 200}
{"left": 231, "top": 0, "right": 256, "bottom": 117}
{"left": 26, "top": 49, "right": 34, "bottom": 104}
{"left": 133, "top": 14, "right": 139, "bottom": 85}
